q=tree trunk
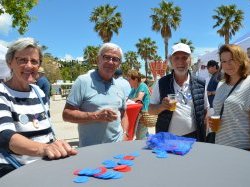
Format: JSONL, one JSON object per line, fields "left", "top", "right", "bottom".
{"left": 164, "top": 37, "right": 169, "bottom": 60}
{"left": 145, "top": 58, "right": 148, "bottom": 82}
{"left": 225, "top": 34, "right": 229, "bottom": 44}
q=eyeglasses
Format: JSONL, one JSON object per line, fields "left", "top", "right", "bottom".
{"left": 102, "top": 55, "right": 121, "bottom": 63}
{"left": 15, "top": 57, "right": 40, "bottom": 66}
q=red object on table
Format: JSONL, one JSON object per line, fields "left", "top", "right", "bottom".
{"left": 126, "top": 103, "right": 143, "bottom": 140}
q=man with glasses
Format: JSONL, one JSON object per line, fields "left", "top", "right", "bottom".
{"left": 36, "top": 67, "right": 51, "bottom": 105}
{"left": 149, "top": 43, "right": 209, "bottom": 141}
{"left": 63, "top": 43, "right": 129, "bottom": 147}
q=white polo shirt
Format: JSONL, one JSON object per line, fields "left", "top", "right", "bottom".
{"left": 150, "top": 75, "right": 209, "bottom": 136}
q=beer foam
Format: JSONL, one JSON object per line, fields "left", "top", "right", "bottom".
{"left": 211, "top": 115, "right": 220, "bottom": 119}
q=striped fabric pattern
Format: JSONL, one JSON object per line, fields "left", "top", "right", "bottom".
{"left": 0, "top": 83, "right": 53, "bottom": 164}
{"left": 213, "top": 76, "right": 250, "bottom": 149}
{"left": 0, "top": 83, "right": 50, "bottom": 133}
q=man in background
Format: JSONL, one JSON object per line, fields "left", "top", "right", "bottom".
{"left": 37, "top": 67, "right": 51, "bottom": 104}
{"left": 247, "top": 47, "right": 250, "bottom": 59}
{"left": 114, "top": 69, "right": 131, "bottom": 98}
{"left": 206, "top": 60, "right": 221, "bottom": 108}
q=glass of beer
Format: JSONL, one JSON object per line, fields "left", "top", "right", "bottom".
{"left": 210, "top": 115, "right": 221, "bottom": 132}
{"left": 168, "top": 94, "right": 177, "bottom": 111}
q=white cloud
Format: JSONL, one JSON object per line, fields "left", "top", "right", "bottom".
{"left": 60, "top": 54, "right": 73, "bottom": 62}
{"left": 0, "top": 13, "right": 12, "bottom": 35}
{"left": 194, "top": 47, "right": 217, "bottom": 57}
{"left": 192, "top": 47, "right": 217, "bottom": 64}
{"left": 76, "top": 56, "right": 83, "bottom": 61}
{"left": 60, "top": 54, "right": 84, "bottom": 62}
{"left": 0, "top": 40, "right": 10, "bottom": 47}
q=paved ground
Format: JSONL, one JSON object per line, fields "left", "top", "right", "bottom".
{"left": 50, "top": 99, "right": 155, "bottom": 145}
{"left": 50, "top": 98, "right": 79, "bottom": 143}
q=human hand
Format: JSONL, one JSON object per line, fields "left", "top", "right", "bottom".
{"left": 161, "top": 97, "right": 176, "bottom": 111}
{"left": 208, "top": 116, "right": 221, "bottom": 132}
{"left": 42, "top": 140, "right": 77, "bottom": 159}
{"left": 97, "top": 108, "right": 118, "bottom": 122}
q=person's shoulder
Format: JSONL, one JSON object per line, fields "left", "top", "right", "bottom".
{"left": 30, "top": 84, "right": 45, "bottom": 95}
{"left": 158, "top": 74, "right": 172, "bottom": 86}
{"left": 241, "top": 75, "right": 250, "bottom": 88}
{"left": 0, "top": 82, "right": 6, "bottom": 92}
{"left": 75, "top": 73, "right": 91, "bottom": 83}
{"left": 138, "top": 82, "right": 146, "bottom": 88}
{"left": 121, "top": 77, "right": 130, "bottom": 84}
{"left": 191, "top": 75, "right": 206, "bottom": 85}
{"left": 244, "top": 75, "right": 250, "bottom": 82}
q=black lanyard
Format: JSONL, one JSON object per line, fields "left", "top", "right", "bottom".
{"left": 219, "top": 78, "right": 243, "bottom": 118}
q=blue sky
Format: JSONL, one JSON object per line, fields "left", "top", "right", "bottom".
{"left": 0, "top": 0, "right": 250, "bottom": 64}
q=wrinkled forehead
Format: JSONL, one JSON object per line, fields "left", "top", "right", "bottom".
{"left": 102, "top": 49, "right": 121, "bottom": 57}
{"left": 14, "top": 47, "right": 40, "bottom": 58}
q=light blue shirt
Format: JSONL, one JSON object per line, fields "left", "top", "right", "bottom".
{"left": 114, "top": 76, "right": 131, "bottom": 97}
{"left": 66, "top": 70, "right": 126, "bottom": 147}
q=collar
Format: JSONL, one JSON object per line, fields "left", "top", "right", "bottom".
{"left": 93, "top": 69, "right": 114, "bottom": 85}
{"left": 173, "top": 73, "right": 190, "bottom": 93}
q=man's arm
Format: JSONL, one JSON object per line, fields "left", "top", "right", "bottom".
{"left": 62, "top": 103, "right": 97, "bottom": 123}
{"left": 62, "top": 103, "right": 118, "bottom": 124}
{"left": 148, "top": 97, "right": 172, "bottom": 115}
{"left": 120, "top": 110, "right": 129, "bottom": 140}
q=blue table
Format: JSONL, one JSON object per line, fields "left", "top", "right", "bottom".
{"left": 1, "top": 140, "right": 249, "bottom": 187}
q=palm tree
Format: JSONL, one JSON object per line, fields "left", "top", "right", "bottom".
{"left": 90, "top": 4, "right": 122, "bottom": 43}
{"left": 83, "top": 45, "right": 100, "bottom": 67}
{"left": 175, "top": 38, "right": 195, "bottom": 53}
{"left": 124, "top": 51, "right": 141, "bottom": 71}
{"left": 150, "top": 1, "right": 181, "bottom": 59}
{"left": 212, "top": 4, "right": 244, "bottom": 44}
{"left": 136, "top": 37, "right": 158, "bottom": 81}
{"left": 152, "top": 54, "right": 162, "bottom": 61}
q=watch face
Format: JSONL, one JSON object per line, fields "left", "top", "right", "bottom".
{"left": 19, "top": 114, "right": 29, "bottom": 124}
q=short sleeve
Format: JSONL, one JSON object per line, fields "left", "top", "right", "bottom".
{"left": 150, "top": 80, "right": 160, "bottom": 104}
{"left": 66, "top": 76, "right": 86, "bottom": 107}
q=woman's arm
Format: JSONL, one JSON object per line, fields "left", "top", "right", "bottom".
{"left": 130, "top": 91, "right": 145, "bottom": 102}
{"left": 8, "top": 133, "right": 77, "bottom": 159}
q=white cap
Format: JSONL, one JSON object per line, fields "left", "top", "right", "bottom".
{"left": 171, "top": 43, "right": 191, "bottom": 55}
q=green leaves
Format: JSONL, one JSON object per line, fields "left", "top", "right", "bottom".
{"left": 150, "top": 0, "right": 181, "bottom": 59}
{"left": 90, "top": 4, "right": 122, "bottom": 43}
{"left": 212, "top": 4, "right": 244, "bottom": 44}
{"left": 0, "top": 0, "right": 38, "bottom": 34}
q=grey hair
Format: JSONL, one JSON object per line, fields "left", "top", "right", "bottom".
{"left": 5, "top": 37, "right": 43, "bottom": 65}
{"left": 98, "top": 42, "right": 123, "bottom": 59}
